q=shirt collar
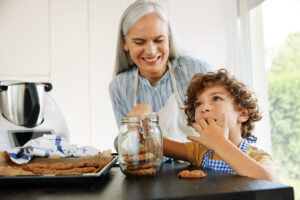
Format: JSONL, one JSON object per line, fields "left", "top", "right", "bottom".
{"left": 239, "top": 135, "right": 257, "bottom": 152}
{"left": 133, "top": 63, "right": 172, "bottom": 87}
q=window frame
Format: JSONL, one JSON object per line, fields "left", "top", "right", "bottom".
{"left": 237, "top": 0, "right": 272, "bottom": 153}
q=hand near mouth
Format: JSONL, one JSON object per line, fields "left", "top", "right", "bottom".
{"left": 187, "top": 114, "right": 229, "bottom": 151}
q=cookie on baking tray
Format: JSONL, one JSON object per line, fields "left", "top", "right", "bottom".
{"left": 0, "top": 150, "right": 113, "bottom": 176}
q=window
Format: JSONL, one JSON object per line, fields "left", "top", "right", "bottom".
{"left": 240, "top": 0, "right": 300, "bottom": 199}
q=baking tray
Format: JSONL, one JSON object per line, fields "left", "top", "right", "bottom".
{"left": 0, "top": 155, "right": 118, "bottom": 186}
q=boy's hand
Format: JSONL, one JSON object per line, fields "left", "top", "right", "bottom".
{"left": 187, "top": 114, "right": 229, "bottom": 151}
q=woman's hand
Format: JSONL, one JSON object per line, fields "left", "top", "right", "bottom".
{"left": 127, "top": 103, "right": 153, "bottom": 117}
{"left": 127, "top": 103, "right": 153, "bottom": 142}
{"left": 187, "top": 114, "right": 229, "bottom": 151}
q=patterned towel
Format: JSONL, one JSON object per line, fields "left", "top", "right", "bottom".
{"left": 7, "top": 135, "right": 100, "bottom": 164}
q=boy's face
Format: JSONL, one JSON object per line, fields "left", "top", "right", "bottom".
{"left": 194, "top": 84, "right": 246, "bottom": 134}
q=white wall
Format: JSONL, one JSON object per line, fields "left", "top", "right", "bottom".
{"left": 0, "top": 0, "right": 241, "bottom": 152}
{"left": 169, "top": 0, "right": 239, "bottom": 71}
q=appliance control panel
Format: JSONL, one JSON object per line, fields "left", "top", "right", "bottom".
{"left": 8, "top": 129, "right": 54, "bottom": 148}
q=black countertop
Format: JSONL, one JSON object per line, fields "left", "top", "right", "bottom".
{"left": 0, "top": 160, "right": 294, "bottom": 200}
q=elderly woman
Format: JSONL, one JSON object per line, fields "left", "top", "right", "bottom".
{"left": 109, "top": 0, "right": 212, "bottom": 149}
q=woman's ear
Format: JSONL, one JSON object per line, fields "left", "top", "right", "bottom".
{"left": 123, "top": 39, "right": 129, "bottom": 51}
{"left": 238, "top": 109, "right": 249, "bottom": 123}
{"left": 124, "top": 43, "right": 129, "bottom": 51}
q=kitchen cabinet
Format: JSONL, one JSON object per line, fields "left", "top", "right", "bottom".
{"left": 0, "top": 0, "right": 49, "bottom": 76}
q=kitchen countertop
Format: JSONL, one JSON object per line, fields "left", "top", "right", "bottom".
{"left": 0, "top": 160, "right": 294, "bottom": 200}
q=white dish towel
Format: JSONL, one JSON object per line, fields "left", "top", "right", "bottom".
{"left": 7, "top": 134, "right": 100, "bottom": 164}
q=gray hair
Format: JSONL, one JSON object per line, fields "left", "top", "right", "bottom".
{"left": 113, "top": 0, "right": 181, "bottom": 76}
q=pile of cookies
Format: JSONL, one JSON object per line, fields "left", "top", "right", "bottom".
{"left": 120, "top": 141, "right": 161, "bottom": 176}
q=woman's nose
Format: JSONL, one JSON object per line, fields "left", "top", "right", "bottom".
{"left": 145, "top": 42, "right": 157, "bottom": 55}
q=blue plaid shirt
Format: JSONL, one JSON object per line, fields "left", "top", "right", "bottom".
{"left": 201, "top": 135, "right": 257, "bottom": 174}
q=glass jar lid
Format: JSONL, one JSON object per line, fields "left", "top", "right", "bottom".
{"left": 121, "top": 115, "right": 159, "bottom": 123}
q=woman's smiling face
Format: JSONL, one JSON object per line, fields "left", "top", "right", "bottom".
{"left": 123, "top": 12, "right": 170, "bottom": 83}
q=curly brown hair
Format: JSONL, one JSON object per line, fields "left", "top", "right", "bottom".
{"left": 184, "top": 68, "right": 261, "bottom": 138}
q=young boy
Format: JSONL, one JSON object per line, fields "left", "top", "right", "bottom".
{"left": 163, "top": 69, "right": 276, "bottom": 181}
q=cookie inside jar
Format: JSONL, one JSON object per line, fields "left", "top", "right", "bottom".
{"left": 118, "top": 115, "right": 163, "bottom": 176}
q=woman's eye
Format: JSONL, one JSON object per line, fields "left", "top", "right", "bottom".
{"left": 135, "top": 41, "right": 144, "bottom": 45}
{"left": 213, "top": 96, "right": 222, "bottom": 102}
{"left": 154, "top": 39, "right": 163, "bottom": 43}
{"left": 133, "top": 39, "right": 145, "bottom": 45}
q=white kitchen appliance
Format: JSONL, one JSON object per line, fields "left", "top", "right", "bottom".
{"left": 0, "top": 81, "right": 69, "bottom": 151}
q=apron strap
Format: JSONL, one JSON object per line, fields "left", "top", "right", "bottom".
{"left": 168, "top": 61, "right": 185, "bottom": 109}
{"left": 134, "top": 60, "right": 184, "bottom": 108}
{"left": 134, "top": 68, "right": 139, "bottom": 107}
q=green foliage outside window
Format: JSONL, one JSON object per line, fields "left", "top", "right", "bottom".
{"left": 268, "top": 31, "right": 300, "bottom": 199}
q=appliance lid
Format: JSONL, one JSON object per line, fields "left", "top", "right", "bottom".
{"left": 0, "top": 81, "right": 52, "bottom": 92}
{"left": 0, "top": 80, "right": 26, "bottom": 86}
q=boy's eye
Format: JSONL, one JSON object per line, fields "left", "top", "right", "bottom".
{"left": 194, "top": 102, "right": 202, "bottom": 108}
{"left": 213, "top": 96, "right": 222, "bottom": 102}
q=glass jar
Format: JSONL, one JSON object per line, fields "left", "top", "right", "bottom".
{"left": 118, "top": 115, "right": 163, "bottom": 176}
